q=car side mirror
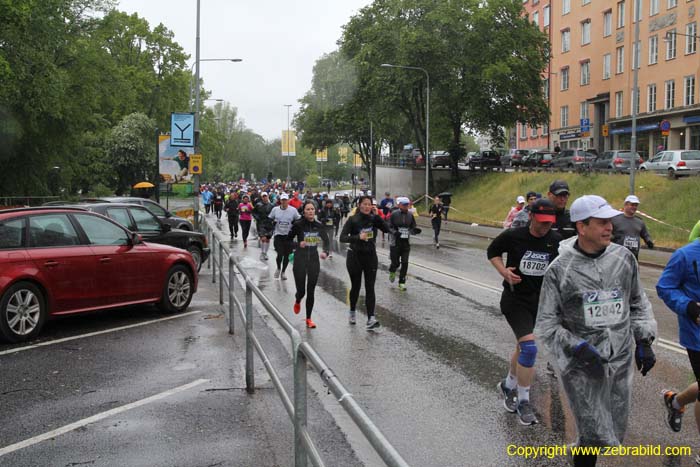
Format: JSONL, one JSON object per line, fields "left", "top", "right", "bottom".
{"left": 162, "top": 223, "right": 171, "bottom": 233}
{"left": 130, "top": 232, "right": 142, "bottom": 245}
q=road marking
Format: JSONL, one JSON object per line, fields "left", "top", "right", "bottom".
{"left": 0, "top": 379, "right": 209, "bottom": 457}
{"left": 0, "top": 310, "right": 203, "bottom": 357}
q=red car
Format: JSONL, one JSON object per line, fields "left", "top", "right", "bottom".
{"left": 0, "top": 207, "right": 198, "bottom": 343}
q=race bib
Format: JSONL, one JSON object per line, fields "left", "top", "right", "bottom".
{"left": 399, "top": 227, "right": 410, "bottom": 239}
{"left": 582, "top": 289, "right": 625, "bottom": 327}
{"left": 361, "top": 227, "right": 374, "bottom": 239}
{"left": 623, "top": 236, "right": 639, "bottom": 250}
{"left": 241, "top": 207, "right": 248, "bottom": 212}
{"left": 519, "top": 251, "right": 549, "bottom": 276}
{"left": 304, "top": 231, "right": 320, "bottom": 246}
{"left": 277, "top": 221, "right": 290, "bottom": 234}
{"left": 386, "top": 203, "right": 393, "bottom": 209}
{"left": 325, "top": 219, "right": 333, "bottom": 226}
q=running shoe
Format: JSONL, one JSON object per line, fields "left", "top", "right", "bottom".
{"left": 516, "top": 401, "right": 538, "bottom": 426}
{"left": 436, "top": 243, "right": 440, "bottom": 249}
{"left": 293, "top": 301, "right": 301, "bottom": 314}
{"left": 662, "top": 390, "right": 684, "bottom": 432}
{"left": 348, "top": 310, "right": 356, "bottom": 325}
{"left": 244, "top": 241, "right": 248, "bottom": 248}
{"left": 306, "top": 318, "right": 316, "bottom": 329}
{"left": 398, "top": 283, "right": 406, "bottom": 291}
{"left": 389, "top": 272, "right": 396, "bottom": 283}
{"left": 281, "top": 272, "right": 287, "bottom": 280}
{"left": 274, "top": 269, "right": 280, "bottom": 279}
{"left": 497, "top": 380, "right": 518, "bottom": 413}
{"left": 366, "top": 317, "right": 381, "bottom": 331}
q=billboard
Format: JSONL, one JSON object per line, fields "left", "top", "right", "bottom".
{"left": 315, "top": 148, "right": 328, "bottom": 162}
{"left": 158, "top": 134, "right": 194, "bottom": 184}
{"left": 170, "top": 113, "right": 195, "bottom": 147}
{"left": 338, "top": 146, "right": 348, "bottom": 165}
{"left": 282, "top": 130, "right": 296, "bottom": 156}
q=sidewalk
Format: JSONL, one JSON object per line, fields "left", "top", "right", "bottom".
{"left": 415, "top": 215, "right": 673, "bottom": 269}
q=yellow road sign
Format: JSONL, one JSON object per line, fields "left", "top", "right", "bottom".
{"left": 189, "top": 154, "right": 203, "bottom": 174}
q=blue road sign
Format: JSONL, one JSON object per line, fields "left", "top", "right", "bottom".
{"left": 171, "top": 113, "right": 195, "bottom": 147}
{"left": 580, "top": 118, "right": 590, "bottom": 133}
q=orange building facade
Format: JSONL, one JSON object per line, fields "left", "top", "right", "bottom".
{"left": 519, "top": 0, "right": 700, "bottom": 157}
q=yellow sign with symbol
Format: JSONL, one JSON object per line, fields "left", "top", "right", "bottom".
{"left": 189, "top": 154, "right": 203, "bottom": 174}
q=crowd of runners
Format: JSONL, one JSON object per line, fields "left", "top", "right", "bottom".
{"left": 198, "top": 178, "right": 700, "bottom": 466}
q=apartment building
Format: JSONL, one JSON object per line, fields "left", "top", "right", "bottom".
{"left": 523, "top": 0, "right": 700, "bottom": 156}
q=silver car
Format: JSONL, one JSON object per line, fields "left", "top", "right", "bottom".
{"left": 639, "top": 150, "right": 700, "bottom": 179}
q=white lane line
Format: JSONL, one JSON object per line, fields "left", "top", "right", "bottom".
{"left": 0, "top": 378, "right": 209, "bottom": 457}
{"left": 0, "top": 310, "right": 203, "bottom": 357}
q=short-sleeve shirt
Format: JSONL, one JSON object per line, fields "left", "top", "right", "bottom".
{"left": 269, "top": 206, "right": 301, "bottom": 236}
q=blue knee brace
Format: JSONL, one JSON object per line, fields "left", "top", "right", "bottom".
{"left": 518, "top": 340, "right": 538, "bottom": 368}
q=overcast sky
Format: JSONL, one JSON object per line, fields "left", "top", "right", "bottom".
{"left": 116, "top": 0, "right": 371, "bottom": 140}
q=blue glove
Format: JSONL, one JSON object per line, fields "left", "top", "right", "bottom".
{"left": 635, "top": 340, "right": 656, "bottom": 376}
{"left": 573, "top": 341, "right": 604, "bottom": 378}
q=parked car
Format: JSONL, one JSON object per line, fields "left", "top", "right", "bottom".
{"left": 76, "top": 203, "right": 209, "bottom": 271}
{"left": 639, "top": 150, "right": 700, "bottom": 178}
{"left": 430, "top": 151, "right": 451, "bottom": 168}
{"left": 551, "top": 148, "right": 597, "bottom": 169}
{"left": 87, "top": 197, "right": 194, "bottom": 231}
{"left": 468, "top": 150, "right": 502, "bottom": 169}
{"left": 501, "top": 149, "right": 529, "bottom": 167}
{"left": 399, "top": 147, "right": 425, "bottom": 166}
{"left": 592, "top": 151, "right": 644, "bottom": 172}
{"left": 0, "top": 207, "right": 197, "bottom": 343}
{"left": 465, "top": 151, "right": 478, "bottom": 164}
{"left": 523, "top": 151, "right": 556, "bottom": 168}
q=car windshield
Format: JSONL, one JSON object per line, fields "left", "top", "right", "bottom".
{"left": 616, "top": 152, "right": 638, "bottom": 159}
{"left": 681, "top": 151, "right": 700, "bottom": 160}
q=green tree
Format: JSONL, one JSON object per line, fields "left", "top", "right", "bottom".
{"left": 105, "top": 112, "right": 156, "bottom": 195}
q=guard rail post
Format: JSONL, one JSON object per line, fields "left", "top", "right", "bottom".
{"left": 212, "top": 235, "right": 217, "bottom": 284}
{"left": 245, "top": 281, "right": 255, "bottom": 393}
{"left": 218, "top": 240, "right": 224, "bottom": 305}
{"left": 228, "top": 254, "right": 235, "bottom": 335}
{"left": 294, "top": 343, "right": 309, "bottom": 467}
{"left": 208, "top": 228, "right": 212, "bottom": 270}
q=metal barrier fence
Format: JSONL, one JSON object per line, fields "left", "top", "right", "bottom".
{"left": 199, "top": 215, "right": 410, "bottom": 467}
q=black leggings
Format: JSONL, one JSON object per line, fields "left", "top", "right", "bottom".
{"left": 274, "top": 235, "right": 293, "bottom": 272}
{"left": 228, "top": 216, "right": 239, "bottom": 236}
{"left": 432, "top": 217, "right": 441, "bottom": 242}
{"left": 346, "top": 250, "right": 378, "bottom": 318}
{"left": 214, "top": 204, "right": 223, "bottom": 219}
{"left": 687, "top": 349, "right": 700, "bottom": 401}
{"left": 389, "top": 243, "right": 410, "bottom": 283}
{"left": 240, "top": 220, "right": 252, "bottom": 242}
{"left": 293, "top": 257, "right": 320, "bottom": 319}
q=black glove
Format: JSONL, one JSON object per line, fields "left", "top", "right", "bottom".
{"left": 412, "top": 227, "right": 422, "bottom": 235}
{"left": 647, "top": 241, "right": 654, "bottom": 250}
{"left": 573, "top": 341, "right": 604, "bottom": 378}
{"left": 635, "top": 340, "right": 656, "bottom": 376}
{"left": 687, "top": 301, "right": 700, "bottom": 323}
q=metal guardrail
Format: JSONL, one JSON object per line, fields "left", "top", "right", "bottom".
{"left": 199, "top": 215, "right": 410, "bottom": 467}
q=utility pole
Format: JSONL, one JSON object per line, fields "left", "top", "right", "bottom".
{"left": 629, "top": 0, "right": 640, "bottom": 195}
{"left": 193, "top": 0, "right": 201, "bottom": 230}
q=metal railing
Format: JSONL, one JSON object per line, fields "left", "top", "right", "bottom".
{"left": 199, "top": 215, "right": 410, "bottom": 467}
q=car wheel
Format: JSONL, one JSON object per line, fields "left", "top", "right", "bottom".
{"left": 158, "top": 265, "right": 194, "bottom": 314}
{"left": 639, "top": 166, "right": 646, "bottom": 171}
{"left": 668, "top": 168, "right": 678, "bottom": 180}
{"left": 0, "top": 281, "right": 47, "bottom": 343}
{"left": 187, "top": 245, "right": 203, "bottom": 272}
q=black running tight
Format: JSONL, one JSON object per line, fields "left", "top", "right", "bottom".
{"left": 346, "top": 250, "right": 378, "bottom": 318}
{"left": 293, "top": 258, "right": 320, "bottom": 319}
{"left": 240, "top": 220, "right": 252, "bottom": 242}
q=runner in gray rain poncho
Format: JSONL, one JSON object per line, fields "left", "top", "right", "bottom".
{"left": 534, "top": 195, "right": 657, "bottom": 467}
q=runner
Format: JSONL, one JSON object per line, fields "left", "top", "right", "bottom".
{"left": 269, "top": 193, "right": 301, "bottom": 279}
{"left": 535, "top": 195, "right": 657, "bottom": 466}
{"left": 379, "top": 192, "right": 394, "bottom": 218}
{"left": 201, "top": 186, "right": 213, "bottom": 215}
{"left": 224, "top": 191, "right": 239, "bottom": 239}
{"left": 547, "top": 180, "right": 576, "bottom": 239}
{"left": 503, "top": 196, "right": 526, "bottom": 229}
{"left": 253, "top": 193, "right": 275, "bottom": 261}
{"left": 487, "top": 199, "right": 561, "bottom": 425}
{"left": 656, "top": 236, "right": 700, "bottom": 448}
{"left": 340, "top": 195, "right": 391, "bottom": 330}
{"left": 238, "top": 195, "right": 254, "bottom": 248}
{"left": 429, "top": 196, "right": 444, "bottom": 248}
{"left": 213, "top": 188, "right": 225, "bottom": 220}
{"left": 510, "top": 191, "right": 539, "bottom": 229}
{"left": 611, "top": 194, "right": 654, "bottom": 259}
{"left": 388, "top": 197, "right": 419, "bottom": 291}
{"left": 318, "top": 198, "right": 340, "bottom": 257}
{"left": 287, "top": 201, "right": 330, "bottom": 328}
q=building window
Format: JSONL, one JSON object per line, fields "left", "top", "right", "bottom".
{"left": 685, "top": 75, "right": 695, "bottom": 105}
{"left": 580, "top": 101, "right": 589, "bottom": 119}
{"left": 650, "top": 0, "right": 659, "bottom": 15}
{"left": 580, "top": 61, "right": 590, "bottom": 85}
{"left": 542, "top": 124, "right": 549, "bottom": 135}
{"left": 665, "top": 79, "right": 675, "bottom": 109}
{"left": 603, "top": 53, "right": 612, "bottom": 79}
{"left": 583, "top": 0, "right": 590, "bottom": 5}
{"left": 649, "top": 35, "right": 658, "bottom": 64}
{"left": 616, "top": 46, "right": 625, "bottom": 73}
{"left": 562, "top": 29, "right": 571, "bottom": 52}
{"left": 603, "top": 11, "right": 613, "bottom": 36}
{"left": 633, "top": 40, "right": 641, "bottom": 69}
{"left": 615, "top": 91, "right": 624, "bottom": 117}
{"left": 648, "top": 83, "right": 657, "bottom": 112}
{"left": 544, "top": 5, "right": 550, "bottom": 26}
{"left": 561, "top": 67, "right": 570, "bottom": 90}
{"left": 617, "top": 1, "right": 625, "bottom": 28}
{"left": 666, "top": 28, "right": 677, "bottom": 59}
{"left": 533, "top": 11, "right": 539, "bottom": 26}
{"left": 581, "top": 20, "right": 591, "bottom": 44}
{"left": 561, "top": 105, "right": 569, "bottom": 127}
{"left": 686, "top": 23, "right": 697, "bottom": 54}
{"left": 531, "top": 126, "right": 538, "bottom": 137}
{"left": 563, "top": 0, "right": 571, "bottom": 15}
{"left": 520, "top": 123, "right": 528, "bottom": 139}
{"left": 668, "top": 0, "right": 677, "bottom": 8}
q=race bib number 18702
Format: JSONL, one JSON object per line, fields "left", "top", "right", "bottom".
{"left": 519, "top": 250, "right": 549, "bottom": 276}
{"left": 582, "top": 289, "right": 625, "bottom": 327}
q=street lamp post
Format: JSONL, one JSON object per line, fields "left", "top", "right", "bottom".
{"left": 284, "top": 104, "right": 292, "bottom": 184}
{"left": 380, "top": 63, "right": 430, "bottom": 211}
{"left": 188, "top": 59, "right": 242, "bottom": 111}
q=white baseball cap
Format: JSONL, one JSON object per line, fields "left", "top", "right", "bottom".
{"left": 624, "top": 195, "right": 640, "bottom": 204}
{"left": 397, "top": 197, "right": 410, "bottom": 205}
{"left": 570, "top": 195, "right": 622, "bottom": 222}
{"left": 280, "top": 193, "right": 289, "bottom": 200}
{"left": 516, "top": 195, "right": 526, "bottom": 204}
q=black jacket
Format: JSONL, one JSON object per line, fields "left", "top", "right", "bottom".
{"left": 339, "top": 212, "right": 389, "bottom": 253}
{"left": 318, "top": 206, "right": 341, "bottom": 227}
{"left": 224, "top": 199, "right": 239, "bottom": 217}
{"left": 388, "top": 209, "right": 417, "bottom": 245}
{"left": 287, "top": 218, "right": 330, "bottom": 261}
{"left": 554, "top": 209, "right": 576, "bottom": 239}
